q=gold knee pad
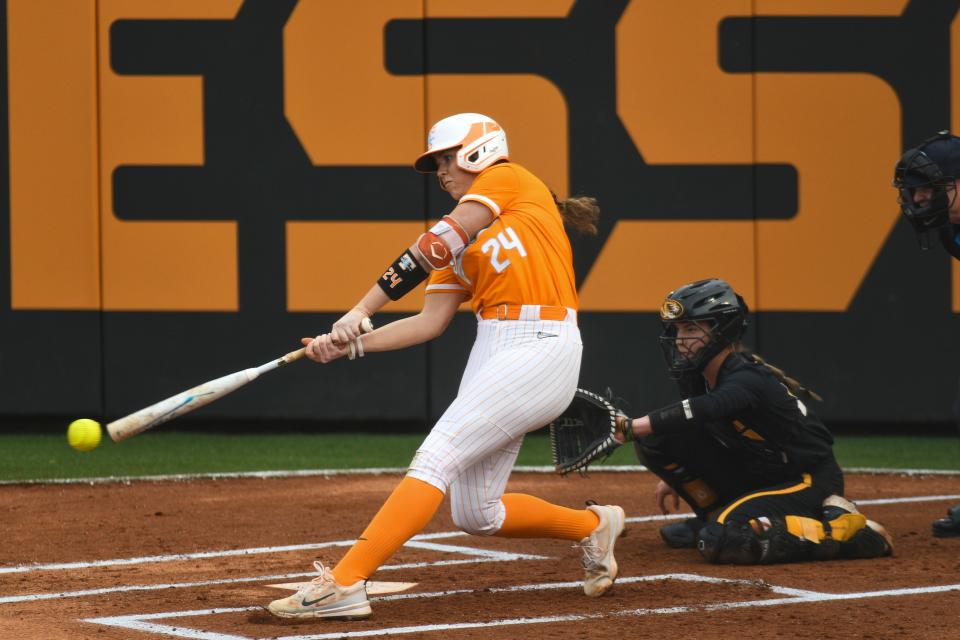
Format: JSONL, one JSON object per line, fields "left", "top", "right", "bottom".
{"left": 784, "top": 513, "right": 867, "bottom": 544}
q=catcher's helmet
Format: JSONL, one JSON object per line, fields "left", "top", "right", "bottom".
{"left": 414, "top": 113, "right": 509, "bottom": 174}
{"left": 893, "top": 130, "right": 960, "bottom": 248}
{"left": 658, "top": 278, "right": 748, "bottom": 378}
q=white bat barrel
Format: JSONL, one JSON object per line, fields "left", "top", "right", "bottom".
{"left": 105, "top": 317, "right": 373, "bottom": 443}
{"left": 107, "top": 368, "right": 260, "bottom": 442}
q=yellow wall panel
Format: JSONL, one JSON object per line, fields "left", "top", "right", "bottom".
{"left": 756, "top": 0, "right": 907, "bottom": 15}
{"left": 754, "top": 74, "right": 900, "bottom": 310}
{"left": 617, "top": 0, "right": 754, "bottom": 164}
{"left": 285, "top": 0, "right": 424, "bottom": 166}
{"left": 7, "top": 0, "right": 100, "bottom": 309}
{"left": 578, "top": 221, "right": 756, "bottom": 311}
{"left": 98, "top": 0, "right": 241, "bottom": 311}
{"left": 954, "top": 261, "right": 960, "bottom": 314}
{"left": 287, "top": 221, "right": 427, "bottom": 312}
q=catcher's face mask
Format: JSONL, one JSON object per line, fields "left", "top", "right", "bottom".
{"left": 893, "top": 132, "right": 960, "bottom": 249}
{"left": 659, "top": 320, "right": 717, "bottom": 378}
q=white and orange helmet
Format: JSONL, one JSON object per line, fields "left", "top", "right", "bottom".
{"left": 414, "top": 113, "right": 509, "bottom": 173}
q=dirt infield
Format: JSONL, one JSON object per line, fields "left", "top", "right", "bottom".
{"left": 3, "top": 471, "right": 959, "bottom": 640}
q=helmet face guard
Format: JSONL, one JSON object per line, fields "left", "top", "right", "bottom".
{"left": 893, "top": 132, "right": 960, "bottom": 249}
{"left": 657, "top": 279, "right": 748, "bottom": 379}
{"left": 658, "top": 319, "right": 722, "bottom": 378}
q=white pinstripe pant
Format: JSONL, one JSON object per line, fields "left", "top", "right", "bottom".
{"left": 407, "top": 313, "right": 582, "bottom": 536}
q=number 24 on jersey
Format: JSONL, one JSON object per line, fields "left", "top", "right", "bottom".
{"left": 482, "top": 227, "right": 527, "bottom": 273}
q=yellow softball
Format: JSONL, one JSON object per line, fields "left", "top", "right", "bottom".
{"left": 67, "top": 418, "right": 102, "bottom": 452}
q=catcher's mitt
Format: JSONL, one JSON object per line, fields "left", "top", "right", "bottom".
{"left": 549, "top": 388, "right": 631, "bottom": 476}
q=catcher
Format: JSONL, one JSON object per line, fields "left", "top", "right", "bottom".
{"left": 552, "top": 278, "right": 894, "bottom": 564}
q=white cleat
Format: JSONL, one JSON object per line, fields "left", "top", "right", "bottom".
{"left": 267, "top": 561, "right": 372, "bottom": 620}
{"left": 577, "top": 504, "right": 626, "bottom": 597}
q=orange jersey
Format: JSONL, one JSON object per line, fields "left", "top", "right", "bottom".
{"left": 425, "top": 162, "right": 578, "bottom": 313}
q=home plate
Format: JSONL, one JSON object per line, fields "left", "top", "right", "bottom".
{"left": 266, "top": 581, "right": 418, "bottom": 595}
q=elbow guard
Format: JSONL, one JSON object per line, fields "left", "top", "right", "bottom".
{"left": 416, "top": 216, "right": 469, "bottom": 269}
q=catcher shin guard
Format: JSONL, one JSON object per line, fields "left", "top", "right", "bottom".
{"left": 748, "top": 511, "right": 880, "bottom": 564}
{"left": 750, "top": 517, "right": 838, "bottom": 564}
{"left": 634, "top": 440, "right": 720, "bottom": 518}
{"left": 821, "top": 495, "right": 893, "bottom": 559}
{"left": 697, "top": 521, "right": 762, "bottom": 564}
{"left": 838, "top": 520, "right": 894, "bottom": 559}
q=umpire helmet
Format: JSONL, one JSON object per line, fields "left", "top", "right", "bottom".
{"left": 658, "top": 278, "right": 748, "bottom": 378}
{"left": 893, "top": 131, "right": 960, "bottom": 248}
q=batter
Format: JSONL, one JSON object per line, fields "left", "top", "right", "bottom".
{"left": 268, "top": 113, "right": 625, "bottom": 620}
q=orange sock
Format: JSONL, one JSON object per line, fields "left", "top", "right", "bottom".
{"left": 333, "top": 476, "right": 444, "bottom": 586}
{"left": 495, "top": 493, "right": 599, "bottom": 541}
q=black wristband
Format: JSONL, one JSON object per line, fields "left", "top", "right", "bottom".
{"left": 649, "top": 399, "right": 694, "bottom": 433}
{"left": 376, "top": 249, "right": 428, "bottom": 301}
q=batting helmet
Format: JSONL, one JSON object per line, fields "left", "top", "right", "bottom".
{"left": 414, "top": 113, "right": 509, "bottom": 174}
{"left": 658, "top": 278, "right": 748, "bottom": 378}
{"left": 893, "top": 130, "right": 960, "bottom": 246}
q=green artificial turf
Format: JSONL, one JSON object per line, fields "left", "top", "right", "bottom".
{"left": 0, "top": 427, "right": 957, "bottom": 482}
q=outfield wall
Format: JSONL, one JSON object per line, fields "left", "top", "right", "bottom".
{"left": 1, "top": 0, "right": 958, "bottom": 424}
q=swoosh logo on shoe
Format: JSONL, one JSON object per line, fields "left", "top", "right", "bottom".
{"left": 301, "top": 592, "right": 334, "bottom": 607}
{"left": 537, "top": 332, "right": 558, "bottom": 339}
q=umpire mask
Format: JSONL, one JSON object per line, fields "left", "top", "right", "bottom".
{"left": 893, "top": 131, "right": 960, "bottom": 249}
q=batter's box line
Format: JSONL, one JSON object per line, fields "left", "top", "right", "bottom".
{"left": 1, "top": 542, "right": 548, "bottom": 606}
{"left": 82, "top": 575, "right": 960, "bottom": 640}
{"left": 0, "top": 530, "right": 537, "bottom": 576}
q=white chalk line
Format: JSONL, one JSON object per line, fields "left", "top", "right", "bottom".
{"left": 0, "top": 530, "right": 495, "bottom": 576}
{"left": 80, "top": 573, "right": 806, "bottom": 640}
{"left": 0, "top": 557, "right": 537, "bottom": 606}
{"left": 855, "top": 494, "right": 960, "bottom": 506}
{"left": 401, "top": 540, "right": 544, "bottom": 560}
{"left": 375, "top": 573, "right": 821, "bottom": 601}
{"left": 0, "top": 540, "right": 547, "bottom": 605}
{"left": 4, "top": 493, "right": 957, "bottom": 578}
{"left": 5, "top": 464, "right": 959, "bottom": 486}
{"left": 82, "top": 575, "right": 960, "bottom": 640}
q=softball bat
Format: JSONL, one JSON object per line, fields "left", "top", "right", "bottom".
{"left": 107, "top": 318, "right": 373, "bottom": 442}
